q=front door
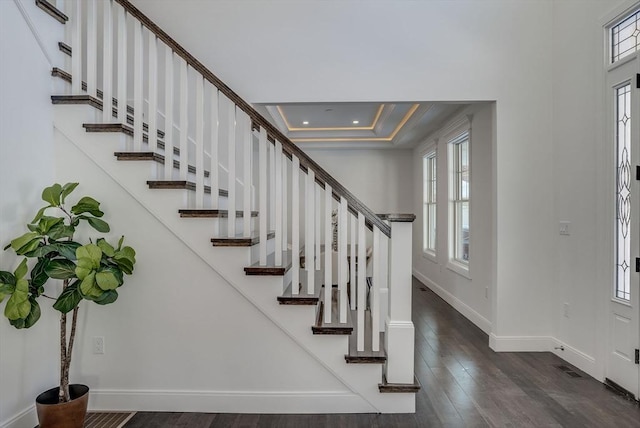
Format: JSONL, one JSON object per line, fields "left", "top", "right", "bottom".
{"left": 606, "top": 42, "right": 640, "bottom": 399}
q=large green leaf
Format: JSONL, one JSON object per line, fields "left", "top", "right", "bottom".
{"left": 76, "top": 244, "right": 102, "bottom": 268}
{"left": 54, "top": 241, "right": 81, "bottom": 261}
{"left": 71, "top": 196, "right": 104, "bottom": 217}
{"left": 31, "top": 205, "right": 52, "bottom": 224}
{"left": 80, "top": 271, "right": 101, "bottom": 297}
{"left": 14, "top": 259, "right": 28, "bottom": 280}
{"left": 41, "top": 183, "right": 62, "bottom": 206}
{"left": 92, "top": 289, "right": 118, "bottom": 305}
{"left": 53, "top": 281, "right": 82, "bottom": 313}
{"left": 47, "top": 223, "right": 75, "bottom": 240}
{"left": 0, "top": 271, "right": 16, "bottom": 302}
{"left": 4, "top": 278, "right": 30, "bottom": 320}
{"left": 113, "top": 257, "right": 134, "bottom": 275}
{"left": 26, "top": 244, "right": 57, "bottom": 258}
{"left": 0, "top": 283, "right": 15, "bottom": 303}
{"left": 95, "top": 270, "right": 119, "bottom": 290}
{"left": 96, "top": 239, "right": 115, "bottom": 257}
{"left": 21, "top": 298, "right": 41, "bottom": 328}
{"left": 44, "top": 259, "right": 77, "bottom": 279}
{"left": 37, "top": 216, "right": 64, "bottom": 235}
{"left": 84, "top": 216, "right": 110, "bottom": 233}
{"left": 0, "top": 271, "right": 16, "bottom": 287}
{"left": 60, "top": 182, "right": 79, "bottom": 204}
{"left": 30, "top": 258, "right": 50, "bottom": 288}
{"left": 114, "top": 246, "right": 136, "bottom": 274}
{"left": 10, "top": 232, "right": 41, "bottom": 255}
{"left": 75, "top": 257, "right": 94, "bottom": 280}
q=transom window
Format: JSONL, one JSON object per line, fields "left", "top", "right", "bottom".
{"left": 450, "top": 134, "right": 470, "bottom": 265}
{"left": 615, "top": 84, "right": 631, "bottom": 301}
{"left": 611, "top": 9, "right": 640, "bottom": 63}
{"left": 423, "top": 151, "right": 437, "bottom": 254}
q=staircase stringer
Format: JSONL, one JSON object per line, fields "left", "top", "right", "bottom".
{"left": 52, "top": 104, "right": 404, "bottom": 413}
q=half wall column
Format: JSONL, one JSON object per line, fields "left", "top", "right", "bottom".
{"left": 384, "top": 213, "right": 416, "bottom": 385}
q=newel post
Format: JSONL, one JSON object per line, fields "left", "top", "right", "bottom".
{"left": 383, "top": 213, "right": 416, "bottom": 385}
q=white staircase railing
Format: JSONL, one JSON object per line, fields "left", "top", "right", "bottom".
{"left": 56, "top": 0, "right": 416, "bottom": 386}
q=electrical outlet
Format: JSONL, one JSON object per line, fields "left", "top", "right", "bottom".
{"left": 93, "top": 336, "right": 105, "bottom": 354}
{"left": 559, "top": 221, "right": 570, "bottom": 236}
{"left": 563, "top": 303, "right": 570, "bottom": 318}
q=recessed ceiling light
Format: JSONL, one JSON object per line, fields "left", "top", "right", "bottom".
{"left": 303, "top": 121, "right": 309, "bottom": 125}
{"left": 352, "top": 120, "right": 359, "bottom": 124}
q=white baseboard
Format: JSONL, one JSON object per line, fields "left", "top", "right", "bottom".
{"left": 550, "top": 338, "right": 599, "bottom": 380}
{"left": 0, "top": 405, "right": 36, "bottom": 428}
{"left": 88, "top": 389, "right": 373, "bottom": 414}
{"left": 489, "top": 333, "right": 553, "bottom": 351}
{"left": 412, "top": 269, "right": 491, "bottom": 334}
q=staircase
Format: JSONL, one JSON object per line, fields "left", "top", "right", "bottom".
{"left": 37, "top": 0, "right": 418, "bottom": 414}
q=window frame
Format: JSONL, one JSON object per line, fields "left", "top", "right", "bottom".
{"left": 447, "top": 131, "right": 471, "bottom": 278}
{"left": 422, "top": 149, "right": 437, "bottom": 258}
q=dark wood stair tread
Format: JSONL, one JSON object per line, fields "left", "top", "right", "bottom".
{"left": 211, "top": 231, "right": 275, "bottom": 247}
{"left": 36, "top": 0, "right": 68, "bottom": 24}
{"left": 345, "top": 310, "right": 386, "bottom": 364}
{"left": 378, "top": 375, "right": 421, "bottom": 393}
{"left": 84, "top": 123, "right": 168, "bottom": 150}
{"left": 147, "top": 181, "right": 227, "bottom": 197}
{"left": 278, "top": 272, "right": 322, "bottom": 305}
{"left": 58, "top": 42, "right": 72, "bottom": 56}
{"left": 117, "top": 150, "right": 210, "bottom": 177}
{"left": 179, "top": 209, "right": 258, "bottom": 218}
{"left": 244, "top": 251, "right": 292, "bottom": 276}
{"left": 312, "top": 287, "right": 353, "bottom": 335}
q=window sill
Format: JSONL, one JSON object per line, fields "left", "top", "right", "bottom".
{"left": 422, "top": 251, "right": 437, "bottom": 263}
{"left": 446, "top": 260, "right": 471, "bottom": 280}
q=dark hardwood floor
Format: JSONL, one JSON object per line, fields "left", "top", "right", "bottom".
{"left": 124, "top": 277, "right": 640, "bottom": 427}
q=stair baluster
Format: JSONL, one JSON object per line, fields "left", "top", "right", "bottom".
{"left": 71, "top": 0, "right": 81, "bottom": 95}
{"left": 338, "top": 197, "right": 348, "bottom": 324}
{"left": 178, "top": 58, "right": 189, "bottom": 180}
{"left": 324, "top": 184, "right": 333, "bottom": 324}
{"left": 357, "top": 213, "right": 366, "bottom": 352}
{"left": 132, "top": 20, "right": 143, "bottom": 152}
{"left": 305, "top": 169, "right": 316, "bottom": 294}
{"left": 291, "top": 155, "right": 301, "bottom": 295}
{"left": 209, "top": 88, "right": 219, "bottom": 208}
{"left": 163, "top": 48, "right": 174, "bottom": 180}
{"left": 258, "top": 128, "right": 268, "bottom": 265}
{"left": 147, "top": 31, "right": 158, "bottom": 151}
{"left": 194, "top": 75, "right": 205, "bottom": 208}
{"left": 274, "top": 141, "right": 283, "bottom": 264}
{"left": 101, "top": 0, "right": 113, "bottom": 123}
{"left": 243, "top": 113, "right": 253, "bottom": 237}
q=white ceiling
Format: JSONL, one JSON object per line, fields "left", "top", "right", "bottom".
{"left": 259, "top": 102, "right": 465, "bottom": 150}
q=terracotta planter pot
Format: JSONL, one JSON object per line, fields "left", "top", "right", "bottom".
{"left": 35, "top": 384, "right": 89, "bottom": 428}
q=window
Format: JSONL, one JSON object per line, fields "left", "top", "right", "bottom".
{"left": 450, "top": 133, "right": 470, "bottom": 265}
{"left": 611, "top": 9, "right": 640, "bottom": 63}
{"left": 423, "top": 151, "right": 436, "bottom": 254}
{"left": 615, "top": 84, "right": 631, "bottom": 301}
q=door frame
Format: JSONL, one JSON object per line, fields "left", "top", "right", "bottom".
{"left": 599, "top": 1, "right": 640, "bottom": 400}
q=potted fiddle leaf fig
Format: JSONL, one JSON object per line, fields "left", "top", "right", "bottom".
{"left": 0, "top": 183, "right": 136, "bottom": 428}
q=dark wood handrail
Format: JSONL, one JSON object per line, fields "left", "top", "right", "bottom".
{"left": 114, "top": 0, "right": 390, "bottom": 237}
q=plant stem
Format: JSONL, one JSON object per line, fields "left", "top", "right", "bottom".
{"left": 59, "top": 310, "right": 68, "bottom": 403}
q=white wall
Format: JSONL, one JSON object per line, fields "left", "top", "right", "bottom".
{"left": 0, "top": 1, "right": 64, "bottom": 427}
{"left": 412, "top": 103, "right": 494, "bottom": 333}
{"left": 302, "top": 149, "right": 413, "bottom": 214}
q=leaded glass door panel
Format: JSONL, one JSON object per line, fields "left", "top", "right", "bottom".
{"left": 606, "top": 51, "right": 639, "bottom": 400}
